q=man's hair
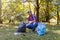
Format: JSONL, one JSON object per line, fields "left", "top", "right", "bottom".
{"left": 27, "top": 10, "right": 32, "bottom": 13}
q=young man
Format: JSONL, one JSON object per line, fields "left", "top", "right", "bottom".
{"left": 14, "top": 10, "right": 38, "bottom": 35}
{"left": 26, "top": 10, "right": 38, "bottom": 31}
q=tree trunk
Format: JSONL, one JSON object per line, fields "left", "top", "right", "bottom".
{"left": 57, "top": 6, "right": 59, "bottom": 25}
{"left": 0, "top": 0, "right": 2, "bottom": 24}
{"left": 36, "top": 0, "right": 39, "bottom": 22}
{"left": 45, "top": 0, "right": 50, "bottom": 22}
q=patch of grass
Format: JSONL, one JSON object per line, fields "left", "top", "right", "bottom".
{"left": 0, "top": 24, "right": 60, "bottom": 40}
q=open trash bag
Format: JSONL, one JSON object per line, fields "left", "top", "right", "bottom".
{"left": 16, "top": 22, "right": 26, "bottom": 32}
{"left": 36, "top": 22, "right": 46, "bottom": 36}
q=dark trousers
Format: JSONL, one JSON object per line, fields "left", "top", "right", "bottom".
{"left": 26, "top": 22, "right": 38, "bottom": 31}
{"left": 16, "top": 22, "right": 38, "bottom": 32}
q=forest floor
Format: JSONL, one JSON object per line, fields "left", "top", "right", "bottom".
{"left": 0, "top": 23, "right": 60, "bottom": 40}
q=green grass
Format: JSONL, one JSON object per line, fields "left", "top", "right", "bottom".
{"left": 0, "top": 24, "right": 60, "bottom": 40}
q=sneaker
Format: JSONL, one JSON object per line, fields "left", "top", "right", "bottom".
{"left": 14, "top": 32, "right": 22, "bottom": 35}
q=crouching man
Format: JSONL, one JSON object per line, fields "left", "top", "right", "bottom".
{"left": 26, "top": 10, "right": 38, "bottom": 31}
{"left": 14, "top": 10, "right": 38, "bottom": 35}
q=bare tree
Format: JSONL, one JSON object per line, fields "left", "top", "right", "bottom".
{"left": 57, "top": 6, "right": 59, "bottom": 25}
{"left": 0, "top": 0, "right": 2, "bottom": 24}
{"left": 45, "top": 0, "right": 50, "bottom": 22}
{"left": 36, "top": 0, "right": 39, "bottom": 22}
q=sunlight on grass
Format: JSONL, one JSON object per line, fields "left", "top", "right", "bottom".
{"left": 51, "top": 30, "right": 60, "bottom": 34}
{"left": 0, "top": 24, "right": 60, "bottom": 40}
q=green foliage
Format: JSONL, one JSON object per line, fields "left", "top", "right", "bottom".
{"left": 1, "top": 0, "right": 60, "bottom": 22}
{"left": 2, "top": 0, "right": 28, "bottom": 22}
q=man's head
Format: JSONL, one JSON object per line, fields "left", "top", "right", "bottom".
{"left": 27, "top": 10, "right": 32, "bottom": 15}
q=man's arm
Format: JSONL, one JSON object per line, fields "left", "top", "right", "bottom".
{"left": 32, "top": 15, "right": 36, "bottom": 22}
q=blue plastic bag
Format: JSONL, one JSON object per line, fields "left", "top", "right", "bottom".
{"left": 36, "top": 22, "right": 46, "bottom": 36}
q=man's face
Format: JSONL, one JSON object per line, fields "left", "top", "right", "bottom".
{"left": 28, "top": 13, "right": 32, "bottom": 15}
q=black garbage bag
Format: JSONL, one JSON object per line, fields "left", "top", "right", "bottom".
{"left": 17, "top": 22, "right": 26, "bottom": 32}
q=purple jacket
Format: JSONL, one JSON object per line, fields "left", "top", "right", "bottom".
{"left": 28, "top": 14, "right": 37, "bottom": 22}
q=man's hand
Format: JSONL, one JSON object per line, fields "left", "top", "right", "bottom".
{"left": 24, "top": 20, "right": 29, "bottom": 24}
{"left": 33, "top": 20, "right": 36, "bottom": 22}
